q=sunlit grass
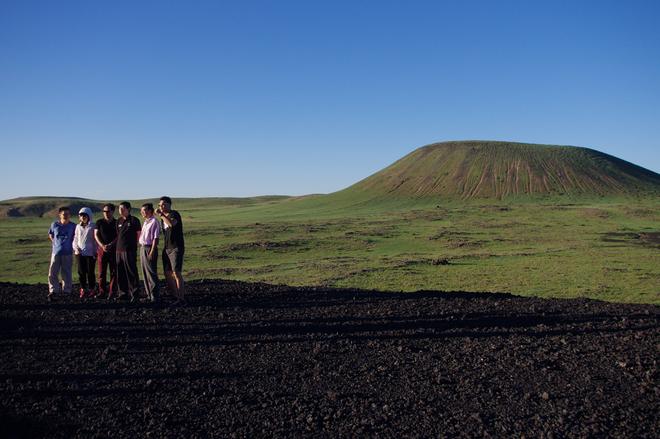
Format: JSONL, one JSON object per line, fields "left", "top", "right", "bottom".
{"left": 1, "top": 195, "right": 658, "bottom": 304}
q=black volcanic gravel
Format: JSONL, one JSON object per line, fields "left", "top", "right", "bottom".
{"left": 0, "top": 281, "right": 658, "bottom": 438}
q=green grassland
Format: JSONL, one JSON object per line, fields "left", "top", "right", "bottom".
{"left": 1, "top": 194, "right": 658, "bottom": 304}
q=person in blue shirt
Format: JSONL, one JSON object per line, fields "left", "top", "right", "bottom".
{"left": 47, "top": 206, "right": 76, "bottom": 299}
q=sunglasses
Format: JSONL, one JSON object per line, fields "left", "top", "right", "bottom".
{"left": 103, "top": 210, "right": 112, "bottom": 213}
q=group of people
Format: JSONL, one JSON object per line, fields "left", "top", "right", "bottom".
{"left": 47, "top": 196, "right": 186, "bottom": 305}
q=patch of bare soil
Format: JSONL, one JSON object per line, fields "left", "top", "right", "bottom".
{"left": 602, "top": 231, "right": 660, "bottom": 248}
{"left": 0, "top": 281, "right": 658, "bottom": 438}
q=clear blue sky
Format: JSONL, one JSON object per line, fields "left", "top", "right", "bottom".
{"left": 1, "top": 0, "right": 659, "bottom": 200}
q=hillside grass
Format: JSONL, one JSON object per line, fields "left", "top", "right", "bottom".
{"left": 1, "top": 195, "right": 658, "bottom": 304}
{"left": 346, "top": 141, "right": 660, "bottom": 199}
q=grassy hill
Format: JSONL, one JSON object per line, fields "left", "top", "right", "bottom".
{"left": 1, "top": 141, "right": 658, "bottom": 303}
{"left": 0, "top": 195, "right": 291, "bottom": 218}
{"left": 339, "top": 141, "right": 660, "bottom": 200}
{"left": 3, "top": 141, "right": 659, "bottom": 217}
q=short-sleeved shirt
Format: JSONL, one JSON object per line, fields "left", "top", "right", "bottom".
{"left": 115, "top": 215, "right": 142, "bottom": 252}
{"left": 49, "top": 221, "right": 76, "bottom": 256}
{"left": 95, "top": 218, "right": 117, "bottom": 245}
{"left": 161, "top": 210, "right": 184, "bottom": 250}
{"left": 139, "top": 216, "right": 160, "bottom": 246}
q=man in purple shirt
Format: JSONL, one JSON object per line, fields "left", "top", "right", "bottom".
{"left": 139, "top": 203, "right": 160, "bottom": 303}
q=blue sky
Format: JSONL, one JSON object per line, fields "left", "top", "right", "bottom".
{"left": 1, "top": 0, "right": 659, "bottom": 200}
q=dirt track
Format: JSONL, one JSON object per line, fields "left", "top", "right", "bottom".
{"left": 0, "top": 281, "right": 658, "bottom": 438}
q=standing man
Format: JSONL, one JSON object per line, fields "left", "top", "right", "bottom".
{"left": 115, "top": 201, "right": 141, "bottom": 302}
{"left": 139, "top": 203, "right": 160, "bottom": 303}
{"left": 47, "top": 207, "right": 76, "bottom": 300}
{"left": 156, "top": 196, "right": 186, "bottom": 305}
{"left": 94, "top": 203, "right": 118, "bottom": 299}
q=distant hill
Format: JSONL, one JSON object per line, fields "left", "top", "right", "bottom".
{"left": 0, "top": 196, "right": 290, "bottom": 218}
{"left": 3, "top": 141, "right": 659, "bottom": 217}
{"left": 339, "top": 141, "right": 660, "bottom": 200}
{"left": 0, "top": 197, "right": 101, "bottom": 218}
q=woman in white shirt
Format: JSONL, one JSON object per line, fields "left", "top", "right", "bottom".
{"left": 73, "top": 207, "right": 98, "bottom": 298}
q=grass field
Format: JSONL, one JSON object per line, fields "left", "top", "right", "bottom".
{"left": 1, "top": 194, "right": 658, "bottom": 304}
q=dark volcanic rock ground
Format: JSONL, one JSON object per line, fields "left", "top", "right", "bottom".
{"left": 0, "top": 281, "right": 658, "bottom": 438}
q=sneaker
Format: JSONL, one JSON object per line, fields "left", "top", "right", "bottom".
{"left": 79, "top": 288, "right": 86, "bottom": 299}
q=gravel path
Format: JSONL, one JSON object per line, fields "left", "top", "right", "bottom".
{"left": 1, "top": 281, "right": 658, "bottom": 438}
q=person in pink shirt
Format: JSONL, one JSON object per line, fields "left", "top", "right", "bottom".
{"left": 139, "top": 203, "right": 160, "bottom": 303}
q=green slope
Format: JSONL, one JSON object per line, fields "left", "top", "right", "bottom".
{"left": 339, "top": 141, "right": 660, "bottom": 200}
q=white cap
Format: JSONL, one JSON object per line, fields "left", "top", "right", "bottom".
{"left": 78, "top": 207, "right": 93, "bottom": 218}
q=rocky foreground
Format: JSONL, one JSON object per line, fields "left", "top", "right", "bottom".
{"left": 0, "top": 281, "right": 658, "bottom": 438}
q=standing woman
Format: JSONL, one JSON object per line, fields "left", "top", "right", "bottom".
{"left": 72, "top": 207, "right": 97, "bottom": 298}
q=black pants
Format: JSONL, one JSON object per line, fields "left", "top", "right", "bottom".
{"left": 116, "top": 250, "right": 139, "bottom": 298}
{"left": 97, "top": 249, "right": 117, "bottom": 295}
{"left": 76, "top": 255, "right": 96, "bottom": 291}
